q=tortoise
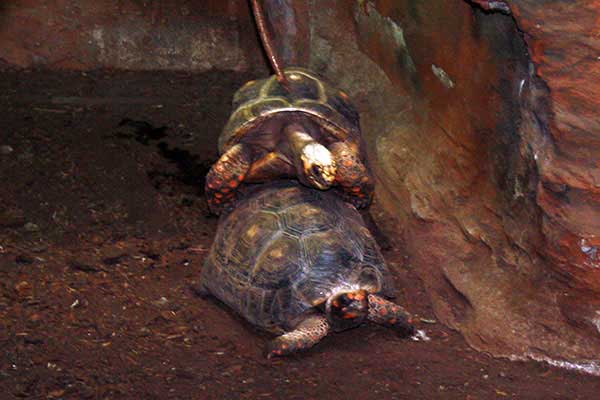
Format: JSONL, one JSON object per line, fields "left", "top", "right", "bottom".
{"left": 205, "top": 67, "right": 374, "bottom": 215}
{"left": 199, "top": 181, "right": 414, "bottom": 357}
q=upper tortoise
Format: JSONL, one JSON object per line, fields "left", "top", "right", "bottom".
{"left": 200, "top": 181, "right": 414, "bottom": 358}
{"left": 205, "top": 67, "right": 374, "bottom": 214}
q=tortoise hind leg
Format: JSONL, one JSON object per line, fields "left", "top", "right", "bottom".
{"left": 265, "top": 314, "right": 330, "bottom": 358}
{"left": 330, "top": 141, "right": 374, "bottom": 209}
{"left": 205, "top": 143, "right": 252, "bottom": 215}
{"left": 367, "top": 294, "right": 415, "bottom": 337}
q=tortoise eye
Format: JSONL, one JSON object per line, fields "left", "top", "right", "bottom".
{"left": 311, "top": 165, "right": 322, "bottom": 176}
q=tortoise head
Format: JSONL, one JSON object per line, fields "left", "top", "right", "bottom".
{"left": 300, "top": 143, "right": 337, "bottom": 190}
{"left": 325, "top": 289, "right": 369, "bottom": 331}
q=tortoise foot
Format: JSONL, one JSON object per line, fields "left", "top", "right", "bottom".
{"left": 330, "top": 142, "right": 374, "bottom": 208}
{"left": 265, "top": 314, "right": 330, "bottom": 358}
{"left": 205, "top": 143, "right": 252, "bottom": 215}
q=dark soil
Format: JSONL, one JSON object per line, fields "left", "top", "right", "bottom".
{"left": 0, "top": 69, "right": 598, "bottom": 400}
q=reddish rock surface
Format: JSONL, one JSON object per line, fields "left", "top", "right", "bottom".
{"left": 0, "top": 0, "right": 265, "bottom": 72}
{"left": 510, "top": 0, "right": 600, "bottom": 289}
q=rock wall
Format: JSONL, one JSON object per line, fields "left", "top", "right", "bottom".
{"left": 268, "top": 0, "right": 600, "bottom": 368}
{"left": 0, "top": 0, "right": 265, "bottom": 72}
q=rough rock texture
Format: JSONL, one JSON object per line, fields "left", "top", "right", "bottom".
{"left": 0, "top": 0, "right": 266, "bottom": 72}
{"left": 510, "top": 0, "right": 600, "bottom": 298}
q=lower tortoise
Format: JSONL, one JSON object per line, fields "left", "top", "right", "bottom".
{"left": 200, "top": 181, "right": 414, "bottom": 357}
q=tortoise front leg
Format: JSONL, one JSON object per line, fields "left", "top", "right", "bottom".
{"left": 205, "top": 143, "right": 252, "bottom": 215}
{"left": 329, "top": 141, "right": 374, "bottom": 209}
{"left": 265, "top": 314, "right": 330, "bottom": 358}
{"left": 367, "top": 294, "right": 415, "bottom": 337}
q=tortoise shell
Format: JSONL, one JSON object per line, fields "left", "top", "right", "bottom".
{"left": 219, "top": 67, "right": 362, "bottom": 154}
{"left": 201, "top": 181, "right": 394, "bottom": 332}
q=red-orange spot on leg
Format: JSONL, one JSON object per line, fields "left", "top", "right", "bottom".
{"left": 343, "top": 160, "right": 353, "bottom": 167}
{"left": 389, "top": 318, "right": 397, "bottom": 325}
{"left": 228, "top": 180, "right": 238, "bottom": 188}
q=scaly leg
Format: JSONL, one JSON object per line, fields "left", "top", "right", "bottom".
{"left": 205, "top": 143, "right": 252, "bottom": 215}
{"left": 265, "top": 314, "right": 330, "bottom": 358}
{"left": 367, "top": 294, "right": 415, "bottom": 337}
{"left": 330, "top": 141, "right": 374, "bottom": 209}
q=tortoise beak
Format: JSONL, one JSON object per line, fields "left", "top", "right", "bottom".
{"left": 306, "top": 163, "right": 336, "bottom": 190}
{"left": 300, "top": 143, "right": 336, "bottom": 190}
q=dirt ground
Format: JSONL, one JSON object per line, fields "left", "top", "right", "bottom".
{"left": 0, "top": 69, "right": 598, "bottom": 399}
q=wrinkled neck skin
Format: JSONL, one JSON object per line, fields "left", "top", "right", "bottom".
{"left": 280, "top": 123, "right": 336, "bottom": 190}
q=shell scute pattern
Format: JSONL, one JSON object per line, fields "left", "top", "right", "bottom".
{"left": 251, "top": 235, "right": 304, "bottom": 290}
{"left": 229, "top": 210, "right": 281, "bottom": 270}
{"left": 220, "top": 68, "right": 360, "bottom": 152}
{"left": 202, "top": 182, "right": 390, "bottom": 330}
{"left": 327, "top": 92, "right": 360, "bottom": 124}
{"left": 300, "top": 231, "right": 363, "bottom": 276}
{"left": 279, "top": 203, "right": 336, "bottom": 237}
{"left": 252, "top": 185, "right": 315, "bottom": 213}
